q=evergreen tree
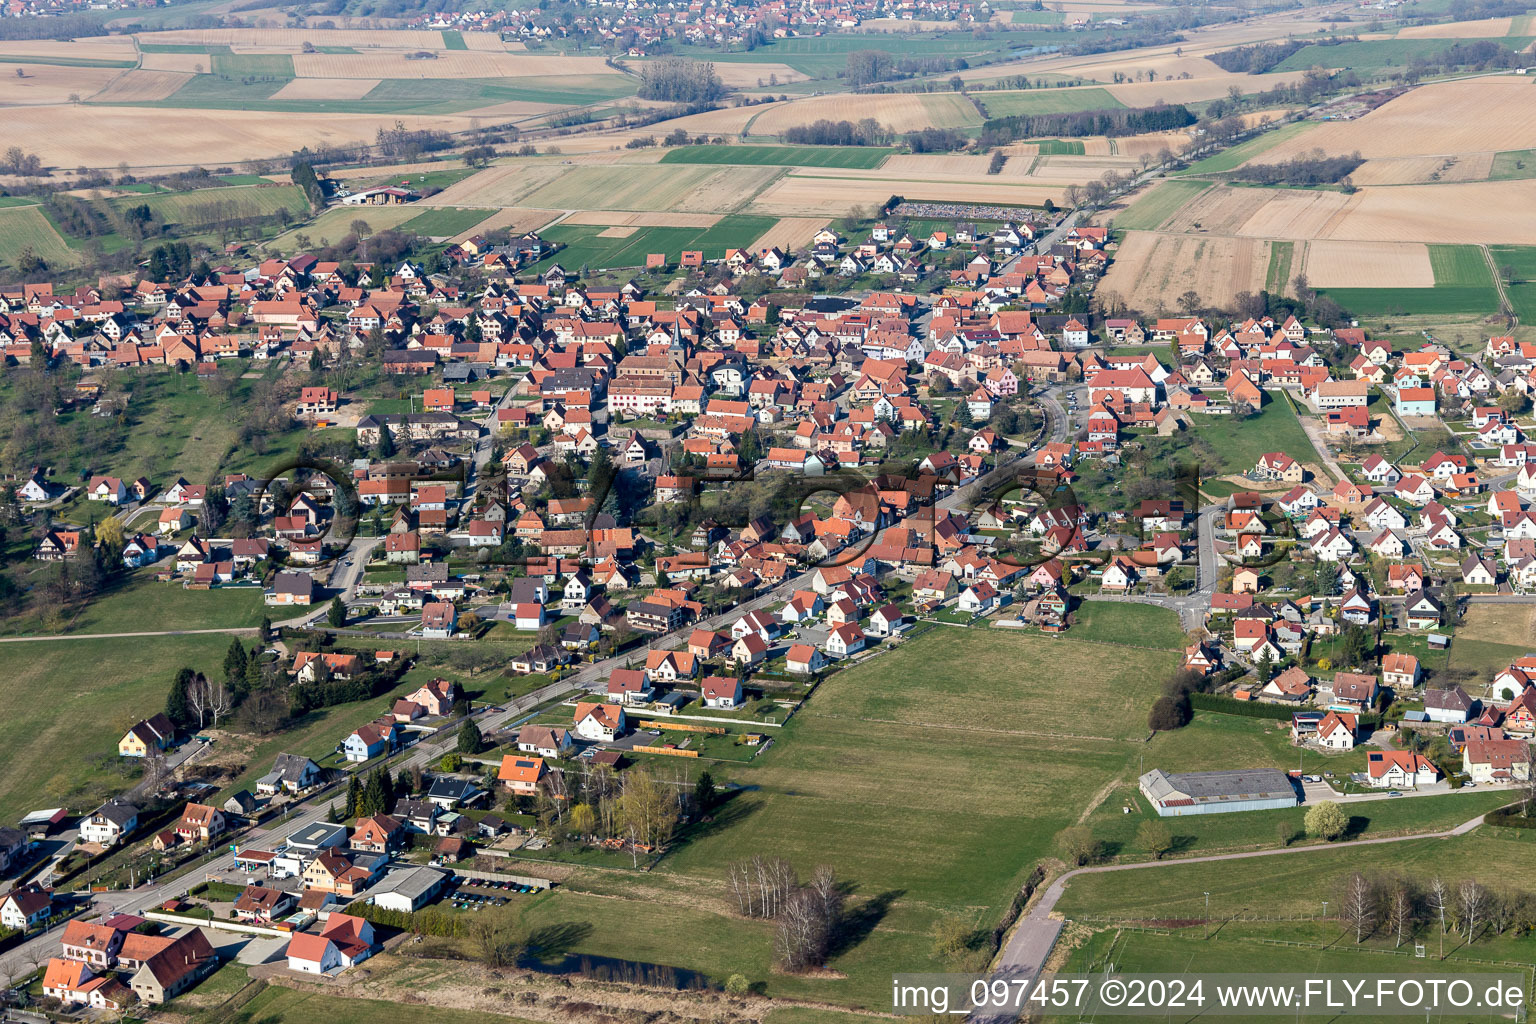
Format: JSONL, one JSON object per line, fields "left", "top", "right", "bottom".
{"left": 362, "top": 769, "right": 387, "bottom": 816}
{"left": 373, "top": 428, "right": 396, "bottom": 460}
{"left": 380, "top": 766, "right": 396, "bottom": 805}
{"left": 456, "top": 719, "right": 483, "bottom": 755}
{"left": 345, "top": 774, "right": 363, "bottom": 818}
{"left": 694, "top": 770, "right": 717, "bottom": 812}
{"left": 328, "top": 596, "right": 347, "bottom": 628}
{"left": 224, "top": 638, "right": 248, "bottom": 682}
{"left": 327, "top": 801, "right": 341, "bottom": 824}
{"left": 166, "top": 667, "right": 195, "bottom": 730}
{"left": 242, "top": 654, "right": 264, "bottom": 697}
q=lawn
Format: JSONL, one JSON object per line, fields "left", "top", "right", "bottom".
{"left": 0, "top": 205, "right": 81, "bottom": 269}
{"left": 1111, "top": 180, "right": 1208, "bottom": 232}
{"left": 0, "top": 572, "right": 265, "bottom": 637}
{"left": 1066, "top": 601, "right": 1186, "bottom": 649}
{"left": 0, "top": 634, "right": 232, "bottom": 824}
{"left": 441, "top": 29, "right": 467, "bottom": 49}
{"left": 1179, "top": 120, "right": 1315, "bottom": 176}
{"left": 537, "top": 215, "right": 778, "bottom": 272}
{"left": 399, "top": 207, "right": 496, "bottom": 237}
{"left": 659, "top": 144, "right": 894, "bottom": 169}
{"left": 111, "top": 183, "right": 308, "bottom": 228}
{"left": 979, "top": 86, "right": 1124, "bottom": 118}
{"left": 1161, "top": 397, "right": 1317, "bottom": 479}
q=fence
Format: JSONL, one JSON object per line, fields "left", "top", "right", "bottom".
{"left": 143, "top": 911, "right": 289, "bottom": 939}
{"left": 448, "top": 864, "right": 552, "bottom": 889}
{"left": 632, "top": 745, "right": 700, "bottom": 758}
{"left": 634, "top": 720, "right": 725, "bottom": 735}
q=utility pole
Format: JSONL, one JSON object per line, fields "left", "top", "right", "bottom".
{"left": 1204, "top": 891, "right": 1210, "bottom": 939}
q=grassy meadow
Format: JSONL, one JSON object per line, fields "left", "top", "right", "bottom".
{"left": 660, "top": 145, "right": 895, "bottom": 169}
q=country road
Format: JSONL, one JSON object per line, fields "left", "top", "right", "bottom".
{"left": 982, "top": 808, "right": 1496, "bottom": 1015}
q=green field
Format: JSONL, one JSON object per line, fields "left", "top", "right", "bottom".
{"left": 1272, "top": 36, "right": 1533, "bottom": 72}
{"left": 1010, "top": 8, "right": 1067, "bottom": 22}
{"left": 978, "top": 86, "right": 1124, "bottom": 117}
{"left": 659, "top": 144, "right": 894, "bottom": 168}
{"left": 0, "top": 53, "right": 135, "bottom": 68}
{"left": 1490, "top": 148, "right": 1536, "bottom": 180}
{"left": 1266, "top": 239, "right": 1295, "bottom": 292}
{"left": 0, "top": 571, "right": 265, "bottom": 638}
{"left": 399, "top": 207, "right": 495, "bottom": 237}
{"left": 104, "top": 72, "right": 636, "bottom": 114}
{"left": 210, "top": 52, "right": 295, "bottom": 77}
{"left": 1321, "top": 243, "right": 1500, "bottom": 318}
{"left": 441, "top": 29, "right": 467, "bottom": 49}
{"left": 1180, "top": 120, "right": 1316, "bottom": 176}
{"left": 111, "top": 183, "right": 308, "bottom": 227}
{"left": 1031, "top": 138, "right": 1086, "bottom": 155}
{"left": 1067, "top": 601, "right": 1187, "bottom": 649}
{"left": 0, "top": 205, "right": 81, "bottom": 269}
{"left": 1112, "top": 179, "right": 1208, "bottom": 231}
{"left": 1157, "top": 394, "right": 1317, "bottom": 478}
{"left": 137, "top": 42, "right": 232, "bottom": 53}
{"left": 536, "top": 214, "right": 778, "bottom": 271}
{"left": 1490, "top": 243, "right": 1536, "bottom": 320}
{"left": 0, "top": 635, "right": 233, "bottom": 824}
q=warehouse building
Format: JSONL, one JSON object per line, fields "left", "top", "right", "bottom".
{"left": 1138, "top": 768, "right": 1298, "bottom": 817}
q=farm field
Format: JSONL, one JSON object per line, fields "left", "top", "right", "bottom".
{"left": 0, "top": 104, "right": 475, "bottom": 170}
{"left": 748, "top": 168, "right": 1063, "bottom": 215}
{"left": 272, "top": 205, "right": 417, "bottom": 250}
{"left": 1319, "top": 243, "right": 1500, "bottom": 317}
{"left": 1258, "top": 76, "right": 1536, "bottom": 163}
{"left": 1271, "top": 36, "right": 1531, "bottom": 72}
{"left": 658, "top": 145, "right": 894, "bottom": 168}
{"left": 1108, "top": 179, "right": 1208, "bottom": 231}
{"left": 1179, "top": 119, "right": 1316, "bottom": 175}
{"left": 1491, "top": 148, "right": 1536, "bottom": 180}
{"left": 519, "top": 164, "right": 784, "bottom": 214}
{"left": 1489, "top": 244, "right": 1536, "bottom": 320}
{"left": 746, "top": 91, "right": 983, "bottom": 135}
{"left": 1265, "top": 239, "right": 1295, "bottom": 292}
{"left": 0, "top": 205, "right": 81, "bottom": 270}
{"left": 975, "top": 85, "right": 1124, "bottom": 117}
{"left": 1096, "top": 230, "right": 1271, "bottom": 313}
{"left": 535, "top": 215, "right": 778, "bottom": 270}
{"left": 398, "top": 207, "right": 497, "bottom": 237}
{"left": 1302, "top": 239, "right": 1434, "bottom": 288}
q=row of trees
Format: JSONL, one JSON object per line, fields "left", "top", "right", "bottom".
{"left": 978, "top": 102, "right": 1195, "bottom": 146}
{"left": 1332, "top": 870, "right": 1523, "bottom": 950}
{"left": 1230, "top": 150, "right": 1364, "bottom": 187}
{"left": 783, "top": 118, "right": 893, "bottom": 147}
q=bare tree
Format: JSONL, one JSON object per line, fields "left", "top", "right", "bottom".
{"left": 1458, "top": 879, "right": 1487, "bottom": 943}
{"left": 1386, "top": 880, "right": 1414, "bottom": 948}
{"left": 1428, "top": 876, "right": 1449, "bottom": 958}
{"left": 1341, "top": 871, "right": 1375, "bottom": 944}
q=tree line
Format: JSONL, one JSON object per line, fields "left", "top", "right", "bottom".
{"left": 783, "top": 119, "right": 893, "bottom": 147}
{"left": 1229, "top": 150, "right": 1364, "bottom": 186}
{"left": 637, "top": 58, "right": 724, "bottom": 104}
{"left": 1207, "top": 39, "right": 1311, "bottom": 74}
{"left": 979, "top": 103, "right": 1195, "bottom": 146}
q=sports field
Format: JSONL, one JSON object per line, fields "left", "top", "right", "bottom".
{"left": 658, "top": 144, "right": 894, "bottom": 168}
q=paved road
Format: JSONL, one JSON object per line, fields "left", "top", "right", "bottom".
{"left": 985, "top": 808, "right": 1496, "bottom": 1011}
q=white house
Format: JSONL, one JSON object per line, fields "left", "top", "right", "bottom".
{"left": 1315, "top": 711, "right": 1356, "bottom": 751}
{"left": 825, "top": 623, "right": 867, "bottom": 659}
{"left": 700, "top": 676, "right": 743, "bottom": 710}
{"left": 1366, "top": 750, "right": 1438, "bottom": 789}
